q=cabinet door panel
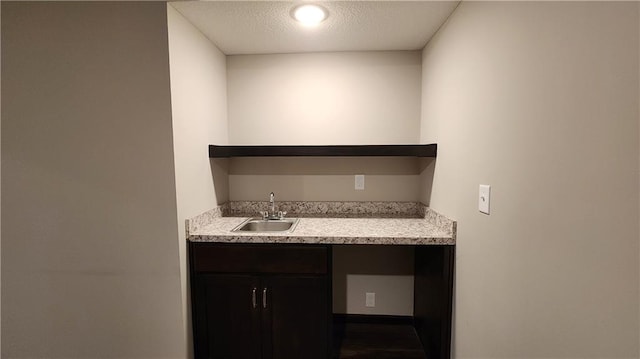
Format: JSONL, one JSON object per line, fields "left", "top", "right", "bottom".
{"left": 262, "top": 276, "right": 329, "bottom": 359}
{"left": 196, "top": 275, "right": 261, "bottom": 359}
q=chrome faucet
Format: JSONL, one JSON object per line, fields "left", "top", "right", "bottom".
{"left": 269, "top": 192, "right": 275, "bottom": 216}
{"left": 262, "top": 192, "right": 286, "bottom": 220}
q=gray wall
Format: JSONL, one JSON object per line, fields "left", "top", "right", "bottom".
{"left": 2, "top": 2, "right": 184, "bottom": 357}
{"left": 420, "top": 2, "right": 639, "bottom": 358}
{"left": 1, "top": 2, "right": 3, "bottom": 355}
{"left": 227, "top": 51, "right": 422, "bottom": 146}
{"left": 167, "top": 4, "right": 229, "bottom": 358}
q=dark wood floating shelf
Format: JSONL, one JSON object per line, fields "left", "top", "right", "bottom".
{"left": 209, "top": 144, "right": 437, "bottom": 158}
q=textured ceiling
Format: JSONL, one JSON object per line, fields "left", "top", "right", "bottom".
{"left": 171, "top": 1, "right": 460, "bottom": 55}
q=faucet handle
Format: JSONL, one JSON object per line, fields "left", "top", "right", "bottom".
{"left": 278, "top": 211, "right": 287, "bottom": 219}
{"left": 261, "top": 211, "right": 269, "bottom": 220}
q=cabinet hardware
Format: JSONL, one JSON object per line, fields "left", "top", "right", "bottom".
{"left": 252, "top": 288, "right": 257, "bottom": 309}
{"left": 262, "top": 287, "right": 268, "bottom": 308}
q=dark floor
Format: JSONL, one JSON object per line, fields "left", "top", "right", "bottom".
{"left": 334, "top": 323, "right": 427, "bottom": 359}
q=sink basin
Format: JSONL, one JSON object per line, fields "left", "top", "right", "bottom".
{"left": 232, "top": 218, "right": 299, "bottom": 233}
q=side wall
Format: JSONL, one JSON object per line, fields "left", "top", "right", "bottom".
{"left": 1, "top": 3, "right": 184, "bottom": 357}
{"left": 167, "top": 5, "right": 229, "bottom": 357}
{"left": 420, "top": 2, "right": 639, "bottom": 358}
{"left": 1, "top": 3, "right": 3, "bottom": 355}
{"left": 227, "top": 51, "right": 423, "bottom": 315}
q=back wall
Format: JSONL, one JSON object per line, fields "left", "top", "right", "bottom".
{"left": 226, "top": 51, "right": 424, "bottom": 203}
{"left": 226, "top": 51, "right": 424, "bottom": 315}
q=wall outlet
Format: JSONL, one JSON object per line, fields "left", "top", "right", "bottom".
{"left": 365, "top": 292, "right": 375, "bottom": 307}
{"left": 355, "top": 174, "right": 365, "bottom": 190}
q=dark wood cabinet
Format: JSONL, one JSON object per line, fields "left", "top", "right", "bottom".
{"left": 190, "top": 243, "right": 332, "bottom": 359}
{"left": 190, "top": 242, "right": 454, "bottom": 359}
{"left": 262, "top": 276, "right": 329, "bottom": 359}
{"left": 194, "top": 275, "right": 262, "bottom": 359}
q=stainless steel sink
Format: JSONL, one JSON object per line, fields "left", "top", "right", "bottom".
{"left": 231, "top": 218, "right": 299, "bottom": 233}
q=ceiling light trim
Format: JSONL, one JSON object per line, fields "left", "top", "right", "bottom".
{"left": 291, "top": 4, "right": 329, "bottom": 27}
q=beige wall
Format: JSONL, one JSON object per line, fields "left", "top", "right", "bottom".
{"left": 228, "top": 157, "right": 424, "bottom": 202}
{"left": 333, "top": 245, "right": 414, "bottom": 316}
{"left": 1, "top": 3, "right": 184, "bottom": 358}
{"left": 1, "top": 3, "right": 3, "bottom": 355}
{"left": 167, "top": 5, "right": 229, "bottom": 359}
{"left": 226, "top": 51, "right": 424, "bottom": 315}
{"left": 226, "top": 51, "right": 424, "bottom": 203}
{"left": 421, "top": 2, "right": 639, "bottom": 358}
{"left": 227, "top": 51, "right": 422, "bottom": 146}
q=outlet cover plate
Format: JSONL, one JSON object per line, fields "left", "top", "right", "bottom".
{"left": 365, "top": 292, "right": 375, "bottom": 307}
{"left": 355, "top": 175, "right": 365, "bottom": 190}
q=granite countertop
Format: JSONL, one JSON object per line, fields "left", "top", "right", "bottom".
{"left": 187, "top": 201, "right": 456, "bottom": 246}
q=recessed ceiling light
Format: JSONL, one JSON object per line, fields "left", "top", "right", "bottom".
{"left": 291, "top": 4, "right": 328, "bottom": 27}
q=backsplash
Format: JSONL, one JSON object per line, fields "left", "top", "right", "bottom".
{"left": 422, "top": 207, "right": 457, "bottom": 238}
{"left": 186, "top": 206, "right": 225, "bottom": 235}
{"left": 225, "top": 201, "right": 423, "bottom": 218}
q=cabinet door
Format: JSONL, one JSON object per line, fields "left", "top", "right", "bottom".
{"left": 262, "top": 275, "right": 329, "bottom": 359}
{"left": 194, "top": 275, "right": 262, "bottom": 359}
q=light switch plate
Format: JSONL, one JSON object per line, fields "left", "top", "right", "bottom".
{"left": 355, "top": 174, "right": 365, "bottom": 190}
{"left": 479, "top": 185, "right": 491, "bottom": 214}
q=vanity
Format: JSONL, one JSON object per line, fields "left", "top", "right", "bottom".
{"left": 187, "top": 201, "right": 455, "bottom": 359}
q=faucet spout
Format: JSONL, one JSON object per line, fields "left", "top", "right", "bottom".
{"left": 269, "top": 192, "right": 275, "bottom": 215}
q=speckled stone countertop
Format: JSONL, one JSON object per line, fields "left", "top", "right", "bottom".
{"left": 187, "top": 201, "right": 456, "bottom": 245}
